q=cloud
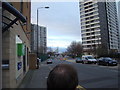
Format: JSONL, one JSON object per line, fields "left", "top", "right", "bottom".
{"left": 47, "top": 37, "right": 81, "bottom": 48}
{"left": 31, "top": 2, "right": 82, "bottom": 48}
{"left": 47, "top": 36, "right": 80, "bottom": 41}
{"left": 47, "top": 39, "right": 71, "bottom": 48}
{"left": 31, "top": 0, "right": 80, "bottom": 2}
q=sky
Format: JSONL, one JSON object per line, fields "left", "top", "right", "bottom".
{"left": 31, "top": 0, "right": 81, "bottom": 52}
{"left": 31, "top": 0, "right": 120, "bottom": 53}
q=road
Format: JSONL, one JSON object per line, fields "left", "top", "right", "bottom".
{"left": 20, "top": 58, "right": 119, "bottom": 89}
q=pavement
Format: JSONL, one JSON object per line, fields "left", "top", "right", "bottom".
{"left": 18, "top": 60, "right": 57, "bottom": 88}
{"left": 18, "top": 70, "right": 35, "bottom": 88}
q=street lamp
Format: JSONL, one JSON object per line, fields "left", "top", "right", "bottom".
{"left": 37, "top": 6, "right": 49, "bottom": 57}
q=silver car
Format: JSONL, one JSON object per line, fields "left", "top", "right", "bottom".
{"left": 47, "top": 59, "right": 52, "bottom": 64}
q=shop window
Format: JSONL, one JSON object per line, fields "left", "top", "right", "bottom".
{"left": 27, "top": 47, "right": 29, "bottom": 66}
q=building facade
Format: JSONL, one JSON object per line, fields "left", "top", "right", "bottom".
{"left": 2, "top": 1, "right": 31, "bottom": 88}
{"left": 117, "top": 1, "right": 120, "bottom": 52}
{"left": 31, "top": 24, "right": 47, "bottom": 55}
{"left": 79, "top": 0, "right": 119, "bottom": 55}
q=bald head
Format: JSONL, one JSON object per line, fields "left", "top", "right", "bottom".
{"left": 47, "top": 64, "right": 78, "bottom": 90}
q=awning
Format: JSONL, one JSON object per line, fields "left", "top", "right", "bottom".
{"left": 2, "top": 1, "right": 26, "bottom": 33}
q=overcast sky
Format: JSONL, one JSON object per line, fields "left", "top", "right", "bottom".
{"left": 31, "top": 0, "right": 81, "bottom": 50}
{"left": 31, "top": 0, "right": 120, "bottom": 53}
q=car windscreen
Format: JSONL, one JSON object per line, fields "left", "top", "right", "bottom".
{"left": 87, "top": 56, "right": 94, "bottom": 59}
{"left": 105, "top": 58, "right": 112, "bottom": 61}
{"left": 76, "top": 58, "right": 81, "bottom": 60}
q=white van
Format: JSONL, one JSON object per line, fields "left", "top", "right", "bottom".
{"left": 82, "top": 55, "right": 97, "bottom": 64}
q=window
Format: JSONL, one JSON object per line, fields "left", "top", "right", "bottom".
{"left": 91, "top": 20, "right": 94, "bottom": 23}
{"left": 91, "top": 24, "right": 94, "bottom": 27}
{"left": 86, "top": 33, "right": 90, "bottom": 35}
{"left": 86, "top": 29, "right": 90, "bottom": 31}
{"left": 85, "top": 17, "right": 89, "bottom": 20}
{"left": 91, "top": 28, "right": 95, "bottom": 31}
{"left": 86, "top": 21, "right": 89, "bottom": 24}
{"left": 86, "top": 25, "right": 90, "bottom": 28}
{"left": 91, "top": 32, "right": 95, "bottom": 35}
{"left": 87, "top": 37, "right": 91, "bottom": 39}
{"left": 20, "top": 2, "right": 23, "bottom": 13}
{"left": 90, "top": 16, "right": 94, "bottom": 19}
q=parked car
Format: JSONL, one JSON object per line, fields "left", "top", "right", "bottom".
{"left": 47, "top": 59, "right": 52, "bottom": 64}
{"left": 82, "top": 55, "right": 97, "bottom": 64}
{"left": 97, "top": 57, "right": 118, "bottom": 66}
{"left": 75, "top": 57, "right": 83, "bottom": 63}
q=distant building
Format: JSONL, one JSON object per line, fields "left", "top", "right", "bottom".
{"left": 79, "top": 0, "right": 119, "bottom": 55}
{"left": 31, "top": 24, "right": 47, "bottom": 55}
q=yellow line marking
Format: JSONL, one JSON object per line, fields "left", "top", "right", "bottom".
{"left": 77, "top": 85, "right": 86, "bottom": 90}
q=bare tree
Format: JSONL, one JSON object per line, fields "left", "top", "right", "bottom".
{"left": 47, "top": 47, "right": 55, "bottom": 57}
{"left": 67, "top": 41, "right": 83, "bottom": 57}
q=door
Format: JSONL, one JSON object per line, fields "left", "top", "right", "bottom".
{"left": 23, "top": 46, "right": 26, "bottom": 73}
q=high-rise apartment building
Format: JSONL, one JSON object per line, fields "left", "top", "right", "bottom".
{"left": 31, "top": 24, "right": 47, "bottom": 54}
{"left": 117, "top": 1, "right": 120, "bottom": 52}
{"left": 79, "top": 0, "right": 119, "bottom": 55}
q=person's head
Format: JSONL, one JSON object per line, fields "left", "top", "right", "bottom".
{"left": 47, "top": 64, "right": 78, "bottom": 90}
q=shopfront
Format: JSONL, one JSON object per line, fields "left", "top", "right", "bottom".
{"left": 2, "top": 1, "right": 30, "bottom": 88}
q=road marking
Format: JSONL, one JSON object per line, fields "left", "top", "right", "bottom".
{"left": 77, "top": 85, "right": 86, "bottom": 90}
{"left": 45, "top": 77, "right": 48, "bottom": 79}
{"left": 66, "top": 60, "right": 75, "bottom": 63}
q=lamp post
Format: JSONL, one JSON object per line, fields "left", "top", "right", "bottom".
{"left": 37, "top": 6, "right": 49, "bottom": 57}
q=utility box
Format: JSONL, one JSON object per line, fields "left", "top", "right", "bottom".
{"left": 29, "top": 53, "right": 37, "bottom": 69}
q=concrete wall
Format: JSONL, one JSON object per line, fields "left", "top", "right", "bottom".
{"left": 2, "top": 29, "right": 11, "bottom": 88}
{"left": 98, "top": 2, "right": 109, "bottom": 50}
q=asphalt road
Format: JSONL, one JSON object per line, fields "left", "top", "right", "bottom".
{"left": 21, "top": 58, "right": 120, "bottom": 89}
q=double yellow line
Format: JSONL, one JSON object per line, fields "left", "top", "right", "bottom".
{"left": 76, "top": 85, "right": 86, "bottom": 90}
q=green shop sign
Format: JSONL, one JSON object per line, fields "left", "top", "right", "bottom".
{"left": 17, "top": 43, "right": 25, "bottom": 56}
